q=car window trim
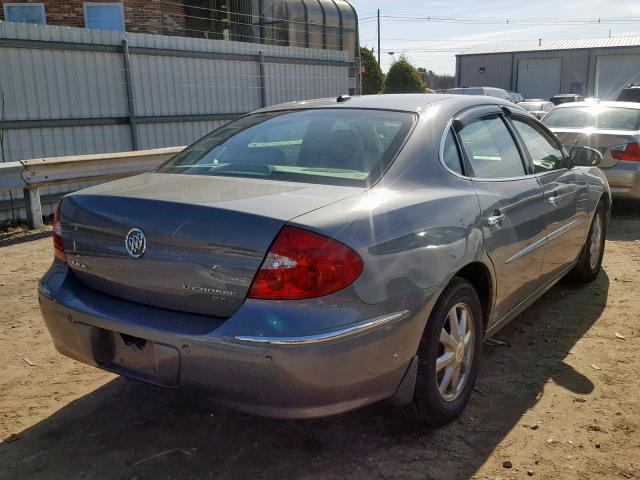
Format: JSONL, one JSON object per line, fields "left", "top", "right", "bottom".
{"left": 439, "top": 118, "right": 469, "bottom": 179}
{"left": 500, "top": 112, "right": 536, "bottom": 175}
{"left": 439, "top": 121, "right": 467, "bottom": 176}
{"left": 450, "top": 107, "right": 532, "bottom": 181}
{"left": 439, "top": 113, "right": 535, "bottom": 182}
{"left": 508, "top": 113, "right": 570, "bottom": 175}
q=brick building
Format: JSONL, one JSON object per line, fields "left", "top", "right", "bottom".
{"left": 0, "top": 1, "right": 358, "bottom": 59}
{"left": 1, "top": 1, "right": 185, "bottom": 35}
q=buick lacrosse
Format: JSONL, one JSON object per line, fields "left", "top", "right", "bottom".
{"left": 39, "top": 94, "right": 610, "bottom": 425}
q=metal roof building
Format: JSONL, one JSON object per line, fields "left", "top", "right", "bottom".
{"left": 455, "top": 36, "right": 640, "bottom": 100}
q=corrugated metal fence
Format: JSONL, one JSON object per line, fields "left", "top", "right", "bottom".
{"left": 0, "top": 21, "right": 354, "bottom": 223}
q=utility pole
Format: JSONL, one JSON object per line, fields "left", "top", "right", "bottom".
{"left": 377, "top": 9, "right": 381, "bottom": 67}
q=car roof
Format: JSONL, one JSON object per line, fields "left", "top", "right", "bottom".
{"left": 553, "top": 101, "right": 640, "bottom": 110}
{"left": 255, "top": 94, "right": 514, "bottom": 114}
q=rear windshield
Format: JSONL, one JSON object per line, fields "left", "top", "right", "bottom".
{"left": 157, "top": 109, "right": 415, "bottom": 186}
{"left": 519, "top": 102, "right": 544, "bottom": 112}
{"left": 542, "top": 106, "right": 640, "bottom": 131}
{"left": 617, "top": 89, "right": 640, "bottom": 102}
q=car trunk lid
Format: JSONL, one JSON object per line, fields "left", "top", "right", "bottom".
{"left": 551, "top": 128, "right": 639, "bottom": 169}
{"left": 60, "top": 173, "right": 363, "bottom": 317}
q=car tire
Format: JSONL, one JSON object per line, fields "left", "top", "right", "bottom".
{"left": 568, "top": 202, "right": 607, "bottom": 283}
{"left": 400, "top": 277, "right": 483, "bottom": 426}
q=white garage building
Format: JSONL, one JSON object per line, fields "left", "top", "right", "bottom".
{"left": 455, "top": 36, "right": 640, "bottom": 100}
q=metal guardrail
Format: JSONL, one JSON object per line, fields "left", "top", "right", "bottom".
{"left": 0, "top": 146, "right": 184, "bottom": 228}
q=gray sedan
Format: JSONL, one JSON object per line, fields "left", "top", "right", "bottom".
{"left": 39, "top": 94, "right": 610, "bottom": 425}
{"left": 543, "top": 101, "right": 640, "bottom": 200}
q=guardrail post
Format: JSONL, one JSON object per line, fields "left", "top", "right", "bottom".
{"left": 23, "top": 187, "right": 43, "bottom": 229}
{"left": 122, "top": 38, "right": 140, "bottom": 150}
{"left": 258, "top": 50, "right": 267, "bottom": 108}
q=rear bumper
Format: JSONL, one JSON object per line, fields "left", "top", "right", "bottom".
{"left": 604, "top": 161, "right": 640, "bottom": 200}
{"left": 39, "top": 263, "right": 438, "bottom": 418}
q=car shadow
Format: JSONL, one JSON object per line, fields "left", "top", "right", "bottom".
{"left": 0, "top": 266, "right": 610, "bottom": 480}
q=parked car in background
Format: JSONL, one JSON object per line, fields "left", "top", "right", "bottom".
{"left": 617, "top": 83, "right": 640, "bottom": 103}
{"left": 543, "top": 101, "right": 640, "bottom": 199}
{"left": 518, "top": 100, "right": 555, "bottom": 119}
{"left": 550, "top": 94, "right": 585, "bottom": 105}
{"left": 507, "top": 91, "right": 524, "bottom": 103}
{"left": 445, "top": 87, "right": 511, "bottom": 101}
{"left": 39, "top": 94, "right": 610, "bottom": 427}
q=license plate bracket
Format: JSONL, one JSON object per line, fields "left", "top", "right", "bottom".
{"left": 78, "top": 323, "right": 180, "bottom": 387}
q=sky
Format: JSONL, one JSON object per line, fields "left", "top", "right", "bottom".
{"left": 348, "top": 0, "right": 640, "bottom": 75}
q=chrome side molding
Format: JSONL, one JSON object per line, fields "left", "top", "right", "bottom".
{"left": 233, "top": 310, "right": 411, "bottom": 346}
{"left": 505, "top": 216, "right": 586, "bottom": 264}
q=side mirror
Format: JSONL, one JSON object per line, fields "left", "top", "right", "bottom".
{"left": 569, "top": 146, "right": 602, "bottom": 167}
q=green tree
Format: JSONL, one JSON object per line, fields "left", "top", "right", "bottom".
{"left": 360, "top": 47, "right": 384, "bottom": 95}
{"left": 418, "top": 67, "right": 455, "bottom": 90}
{"left": 383, "top": 57, "right": 432, "bottom": 94}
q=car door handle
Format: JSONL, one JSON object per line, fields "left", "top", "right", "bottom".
{"left": 548, "top": 194, "right": 560, "bottom": 207}
{"left": 487, "top": 211, "right": 505, "bottom": 226}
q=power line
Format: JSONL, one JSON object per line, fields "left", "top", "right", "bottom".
{"left": 360, "top": 36, "right": 640, "bottom": 43}
{"left": 374, "top": 14, "right": 640, "bottom": 26}
{"left": 380, "top": 48, "right": 465, "bottom": 53}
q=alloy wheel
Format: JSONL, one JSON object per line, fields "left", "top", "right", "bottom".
{"left": 436, "top": 302, "right": 475, "bottom": 402}
{"left": 589, "top": 213, "right": 603, "bottom": 270}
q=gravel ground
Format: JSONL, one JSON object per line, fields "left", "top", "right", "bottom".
{"left": 0, "top": 204, "right": 639, "bottom": 480}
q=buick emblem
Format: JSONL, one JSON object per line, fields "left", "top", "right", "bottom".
{"left": 125, "top": 228, "right": 147, "bottom": 258}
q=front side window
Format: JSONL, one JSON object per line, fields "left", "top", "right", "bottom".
{"left": 512, "top": 118, "right": 566, "bottom": 173}
{"left": 457, "top": 115, "right": 526, "bottom": 178}
{"left": 84, "top": 2, "right": 125, "bottom": 31}
{"left": 3, "top": 3, "right": 45, "bottom": 24}
{"left": 157, "top": 109, "right": 415, "bottom": 187}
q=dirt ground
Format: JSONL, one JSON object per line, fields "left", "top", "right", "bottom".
{"left": 0, "top": 204, "right": 639, "bottom": 480}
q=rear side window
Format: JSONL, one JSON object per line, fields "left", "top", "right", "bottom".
{"left": 512, "top": 118, "right": 566, "bottom": 173}
{"left": 157, "top": 109, "right": 414, "bottom": 186}
{"left": 442, "top": 130, "right": 463, "bottom": 174}
{"left": 457, "top": 116, "right": 526, "bottom": 178}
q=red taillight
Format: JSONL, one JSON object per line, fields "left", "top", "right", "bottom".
{"left": 248, "top": 226, "right": 363, "bottom": 300}
{"left": 610, "top": 142, "right": 640, "bottom": 162}
{"left": 53, "top": 204, "right": 67, "bottom": 263}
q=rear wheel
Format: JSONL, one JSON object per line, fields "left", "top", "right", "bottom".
{"left": 568, "top": 202, "right": 607, "bottom": 283}
{"left": 400, "top": 277, "right": 483, "bottom": 426}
